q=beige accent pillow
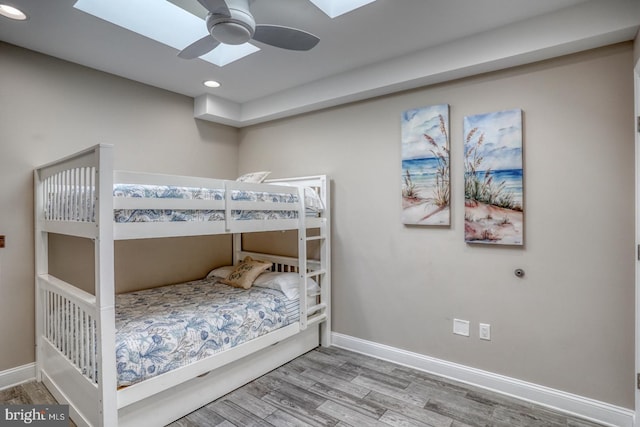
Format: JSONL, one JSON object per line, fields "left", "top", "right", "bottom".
{"left": 220, "top": 257, "right": 272, "bottom": 289}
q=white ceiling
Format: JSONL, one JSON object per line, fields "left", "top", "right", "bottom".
{"left": 1, "top": 0, "right": 639, "bottom": 127}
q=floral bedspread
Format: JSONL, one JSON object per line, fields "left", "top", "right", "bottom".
{"left": 46, "top": 183, "right": 319, "bottom": 223}
{"left": 113, "top": 184, "right": 225, "bottom": 200}
{"left": 115, "top": 278, "right": 298, "bottom": 387}
{"left": 113, "top": 183, "right": 300, "bottom": 223}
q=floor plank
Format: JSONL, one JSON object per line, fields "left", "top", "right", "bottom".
{"left": 309, "top": 381, "right": 387, "bottom": 419}
{"left": 364, "top": 390, "right": 453, "bottom": 427}
{"left": 302, "top": 367, "right": 372, "bottom": 399}
{"left": 316, "top": 399, "right": 388, "bottom": 427}
{"left": 1, "top": 347, "right": 608, "bottom": 427}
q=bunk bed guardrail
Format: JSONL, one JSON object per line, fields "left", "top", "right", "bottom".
{"left": 35, "top": 146, "right": 318, "bottom": 240}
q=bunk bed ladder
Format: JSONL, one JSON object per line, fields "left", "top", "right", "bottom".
{"left": 311, "top": 213, "right": 331, "bottom": 347}
{"left": 232, "top": 177, "right": 331, "bottom": 346}
{"left": 298, "top": 182, "right": 331, "bottom": 347}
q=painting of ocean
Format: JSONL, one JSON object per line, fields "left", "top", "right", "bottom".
{"left": 469, "top": 168, "right": 523, "bottom": 206}
{"left": 463, "top": 108, "right": 524, "bottom": 245}
{"left": 401, "top": 104, "right": 450, "bottom": 226}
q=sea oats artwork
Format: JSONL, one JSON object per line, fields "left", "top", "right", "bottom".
{"left": 401, "top": 104, "right": 450, "bottom": 226}
{"left": 463, "top": 108, "right": 524, "bottom": 245}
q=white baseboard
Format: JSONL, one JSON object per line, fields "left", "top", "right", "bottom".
{"left": 331, "top": 332, "right": 635, "bottom": 427}
{"left": 0, "top": 363, "right": 36, "bottom": 391}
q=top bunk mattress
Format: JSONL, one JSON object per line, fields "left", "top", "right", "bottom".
{"left": 45, "top": 182, "right": 324, "bottom": 224}
{"left": 113, "top": 183, "right": 311, "bottom": 223}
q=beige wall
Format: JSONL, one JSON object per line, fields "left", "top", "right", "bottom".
{"left": 239, "top": 43, "right": 636, "bottom": 408}
{"left": 47, "top": 234, "right": 232, "bottom": 295}
{"left": 0, "top": 42, "right": 238, "bottom": 371}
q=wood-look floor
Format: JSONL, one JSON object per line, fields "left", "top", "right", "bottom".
{"left": 1, "top": 346, "right": 605, "bottom": 427}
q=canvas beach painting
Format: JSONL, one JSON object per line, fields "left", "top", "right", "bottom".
{"left": 464, "top": 108, "right": 523, "bottom": 245}
{"left": 401, "top": 104, "right": 450, "bottom": 226}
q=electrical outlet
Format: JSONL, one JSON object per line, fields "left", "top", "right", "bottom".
{"left": 479, "top": 323, "right": 491, "bottom": 341}
{"left": 453, "top": 319, "right": 470, "bottom": 337}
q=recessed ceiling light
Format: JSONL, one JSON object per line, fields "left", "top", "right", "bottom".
{"left": 204, "top": 80, "right": 221, "bottom": 88}
{"left": 0, "top": 4, "right": 28, "bottom": 20}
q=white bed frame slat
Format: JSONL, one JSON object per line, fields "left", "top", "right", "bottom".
{"left": 34, "top": 144, "right": 331, "bottom": 427}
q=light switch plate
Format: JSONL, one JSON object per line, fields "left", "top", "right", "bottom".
{"left": 479, "top": 323, "right": 491, "bottom": 340}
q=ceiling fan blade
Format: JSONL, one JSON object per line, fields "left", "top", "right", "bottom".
{"left": 253, "top": 25, "right": 319, "bottom": 51}
{"left": 196, "top": 0, "right": 230, "bottom": 17}
{"left": 178, "top": 36, "right": 220, "bottom": 59}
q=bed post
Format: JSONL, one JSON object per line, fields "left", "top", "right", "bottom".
{"left": 232, "top": 233, "right": 242, "bottom": 265}
{"left": 94, "top": 145, "right": 117, "bottom": 426}
{"left": 319, "top": 176, "right": 331, "bottom": 347}
{"left": 34, "top": 169, "right": 47, "bottom": 381}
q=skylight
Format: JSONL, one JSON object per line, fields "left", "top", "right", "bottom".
{"left": 73, "top": 0, "right": 259, "bottom": 67}
{"left": 308, "top": 0, "right": 376, "bottom": 18}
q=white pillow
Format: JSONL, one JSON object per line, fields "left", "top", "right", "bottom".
{"left": 236, "top": 171, "right": 271, "bottom": 183}
{"left": 270, "top": 183, "right": 324, "bottom": 211}
{"left": 206, "top": 265, "right": 234, "bottom": 279}
{"left": 253, "top": 272, "right": 320, "bottom": 300}
{"left": 269, "top": 180, "right": 324, "bottom": 212}
{"left": 303, "top": 186, "right": 324, "bottom": 211}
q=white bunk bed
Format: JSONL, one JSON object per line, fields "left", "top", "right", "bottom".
{"left": 33, "top": 144, "right": 331, "bottom": 427}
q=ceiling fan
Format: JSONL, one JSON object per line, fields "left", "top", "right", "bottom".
{"left": 178, "top": 0, "right": 320, "bottom": 59}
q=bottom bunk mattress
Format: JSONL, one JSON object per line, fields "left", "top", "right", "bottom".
{"left": 115, "top": 278, "right": 299, "bottom": 387}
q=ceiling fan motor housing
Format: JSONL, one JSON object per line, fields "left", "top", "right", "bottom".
{"left": 207, "top": 7, "right": 255, "bottom": 45}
